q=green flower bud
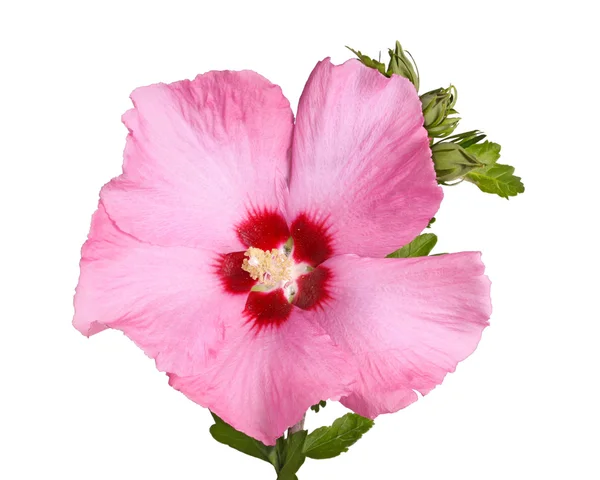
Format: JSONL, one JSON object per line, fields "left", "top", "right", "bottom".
{"left": 348, "top": 41, "right": 420, "bottom": 91}
{"left": 420, "top": 85, "right": 459, "bottom": 139}
{"left": 387, "top": 41, "right": 420, "bottom": 91}
{"left": 346, "top": 47, "right": 387, "bottom": 76}
{"left": 426, "top": 116, "right": 461, "bottom": 139}
{"left": 431, "top": 141, "right": 484, "bottom": 184}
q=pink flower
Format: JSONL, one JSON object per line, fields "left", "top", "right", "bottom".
{"left": 74, "top": 59, "right": 491, "bottom": 445}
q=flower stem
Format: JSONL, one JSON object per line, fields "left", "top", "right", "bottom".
{"left": 288, "top": 413, "right": 306, "bottom": 436}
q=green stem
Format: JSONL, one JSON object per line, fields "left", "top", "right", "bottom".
{"left": 288, "top": 413, "right": 306, "bottom": 436}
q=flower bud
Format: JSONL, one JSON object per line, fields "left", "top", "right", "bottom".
{"left": 420, "top": 85, "right": 459, "bottom": 139}
{"left": 431, "top": 141, "right": 484, "bottom": 183}
{"left": 387, "top": 41, "right": 420, "bottom": 91}
{"left": 427, "top": 116, "right": 461, "bottom": 139}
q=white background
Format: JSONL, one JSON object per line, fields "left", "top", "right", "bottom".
{"left": 1, "top": 1, "right": 598, "bottom": 479}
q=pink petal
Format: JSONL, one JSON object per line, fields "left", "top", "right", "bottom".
{"left": 169, "top": 310, "right": 356, "bottom": 445}
{"left": 289, "top": 212, "right": 333, "bottom": 266}
{"left": 311, "top": 253, "right": 491, "bottom": 418}
{"left": 73, "top": 203, "right": 249, "bottom": 376}
{"left": 292, "top": 266, "right": 331, "bottom": 310}
{"left": 288, "top": 59, "right": 443, "bottom": 258}
{"left": 101, "top": 70, "right": 293, "bottom": 251}
{"left": 244, "top": 289, "right": 293, "bottom": 329}
{"left": 217, "top": 251, "right": 257, "bottom": 293}
{"left": 237, "top": 208, "right": 291, "bottom": 251}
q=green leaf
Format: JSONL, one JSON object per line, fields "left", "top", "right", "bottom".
{"left": 463, "top": 140, "right": 524, "bottom": 197}
{"left": 303, "top": 413, "right": 374, "bottom": 460}
{"left": 386, "top": 233, "right": 438, "bottom": 258}
{"left": 466, "top": 141, "right": 501, "bottom": 165}
{"left": 209, "top": 413, "right": 273, "bottom": 464}
{"left": 466, "top": 163, "right": 525, "bottom": 198}
{"left": 310, "top": 400, "right": 327, "bottom": 413}
{"left": 459, "top": 133, "right": 486, "bottom": 149}
{"left": 272, "top": 436, "right": 287, "bottom": 472}
{"left": 277, "top": 431, "right": 308, "bottom": 480}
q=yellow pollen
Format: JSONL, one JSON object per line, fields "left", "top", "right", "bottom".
{"left": 242, "top": 247, "right": 292, "bottom": 287}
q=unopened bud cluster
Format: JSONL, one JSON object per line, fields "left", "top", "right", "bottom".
{"left": 349, "top": 40, "right": 519, "bottom": 189}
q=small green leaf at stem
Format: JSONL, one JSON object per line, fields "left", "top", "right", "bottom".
{"left": 277, "top": 431, "right": 308, "bottom": 480}
{"left": 310, "top": 400, "right": 327, "bottom": 413}
{"left": 386, "top": 233, "right": 438, "bottom": 258}
{"left": 274, "top": 436, "right": 287, "bottom": 472}
{"left": 303, "top": 413, "right": 374, "bottom": 460}
{"left": 209, "top": 412, "right": 273, "bottom": 464}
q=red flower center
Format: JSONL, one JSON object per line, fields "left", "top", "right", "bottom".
{"left": 216, "top": 209, "right": 332, "bottom": 328}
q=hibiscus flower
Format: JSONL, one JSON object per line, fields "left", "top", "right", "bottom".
{"left": 73, "top": 58, "right": 491, "bottom": 445}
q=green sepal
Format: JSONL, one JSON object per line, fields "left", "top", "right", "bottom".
{"left": 387, "top": 233, "right": 438, "bottom": 258}
{"left": 442, "top": 129, "right": 487, "bottom": 149}
{"left": 302, "top": 413, "right": 374, "bottom": 460}
{"left": 209, "top": 412, "right": 274, "bottom": 464}
{"left": 310, "top": 400, "right": 327, "bottom": 413}
{"left": 277, "top": 431, "right": 308, "bottom": 480}
{"left": 426, "top": 116, "right": 461, "bottom": 139}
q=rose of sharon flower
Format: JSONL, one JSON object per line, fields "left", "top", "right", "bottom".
{"left": 74, "top": 58, "right": 491, "bottom": 445}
